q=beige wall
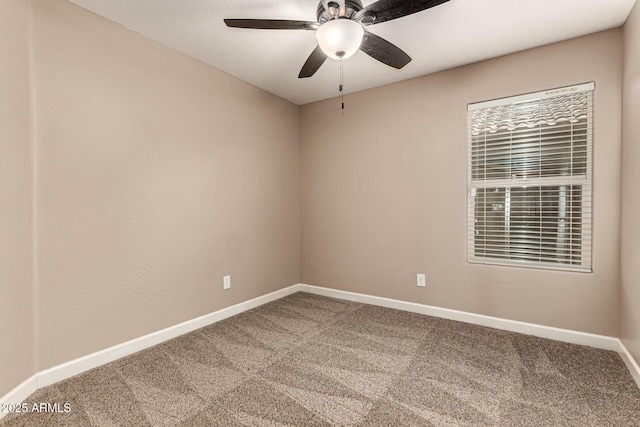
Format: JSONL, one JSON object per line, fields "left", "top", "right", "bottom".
{"left": 301, "top": 29, "right": 623, "bottom": 336}
{"left": 622, "top": 2, "right": 640, "bottom": 365}
{"left": 2, "top": 0, "right": 636, "bottom": 399}
{"left": 31, "top": 0, "right": 300, "bottom": 370}
{"left": 0, "top": 0, "right": 35, "bottom": 398}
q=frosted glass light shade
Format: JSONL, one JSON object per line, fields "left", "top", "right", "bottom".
{"left": 316, "top": 19, "right": 364, "bottom": 60}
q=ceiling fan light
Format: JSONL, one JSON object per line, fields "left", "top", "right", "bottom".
{"left": 316, "top": 19, "right": 364, "bottom": 60}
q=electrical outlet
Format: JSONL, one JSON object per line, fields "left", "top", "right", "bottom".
{"left": 223, "top": 275, "right": 231, "bottom": 290}
{"left": 417, "top": 273, "right": 426, "bottom": 287}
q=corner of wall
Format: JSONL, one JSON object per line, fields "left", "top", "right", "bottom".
{"left": 0, "top": 0, "right": 37, "bottom": 400}
{"left": 27, "top": 0, "right": 39, "bottom": 381}
{"left": 620, "top": 0, "right": 640, "bottom": 368}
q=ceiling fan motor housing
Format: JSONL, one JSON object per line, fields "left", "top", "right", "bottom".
{"left": 317, "top": 0, "right": 363, "bottom": 23}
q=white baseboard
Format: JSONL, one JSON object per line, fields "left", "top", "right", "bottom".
{"left": 3, "top": 282, "right": 639, "bottom": 421}
{"left": 299, "top": 284, "right": 621, "bottom": 351}
{"left": 37, "top": 284, "right": 302, "bottom": 388}
{"left": 0, "top": 375, "right": 37, "bottom": 420}
{"left": 618, "top": 339, "right": 640, "bottom": 388}
{"left": 0, "top": 283, "right": 302, "bottom": 421}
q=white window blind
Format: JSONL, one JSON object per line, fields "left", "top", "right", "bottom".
{"left": 467, "top": 83, "right": 593, "bottom": 272}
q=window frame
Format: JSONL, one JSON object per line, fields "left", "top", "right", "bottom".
{"left": 466, "top": 83, "right": 594, "bottom": 273}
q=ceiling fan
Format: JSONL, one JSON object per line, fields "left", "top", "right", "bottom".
{"left": 224, "top": 0, "right": 450, "bottom": 78}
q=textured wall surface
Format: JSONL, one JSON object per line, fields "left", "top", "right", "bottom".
{"left": 0, "top": 0, "right": 35, "bottom": 398}
{"left": 2, "top": 0, "right": 636, "bottom": 401}
{"left": 301, "top": 29, "right": 623, "bottom": 336}
{"left": 622, "top": 1, "right": 640, "bottom": 366}
{"left": 31, "top": 0, "right": 300, "bottom": 370}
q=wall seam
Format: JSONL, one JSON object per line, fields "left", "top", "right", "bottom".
{"left": 618, "top": 24, "right": 626, "bottom": 339}
{"left": 619, "top": 11, "right": 630, "bottom": 343}
{"left": 298, "top": 105, "right": 303, "bottom": 285}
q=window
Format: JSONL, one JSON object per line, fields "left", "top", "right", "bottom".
{"left": 467, "top": 83, "right": 593, "bottom": 272}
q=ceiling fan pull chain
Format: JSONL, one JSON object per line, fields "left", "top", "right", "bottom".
{"left": 340, "top": 58, "right": 345, "bottom": 112}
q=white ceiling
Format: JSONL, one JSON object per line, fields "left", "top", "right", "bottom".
{"left": 68, "top": 0, "right": 636, "bottom": 105}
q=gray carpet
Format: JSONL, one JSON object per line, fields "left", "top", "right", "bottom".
{"left": 1, "top": 292, "right": 639, "bottom": 426}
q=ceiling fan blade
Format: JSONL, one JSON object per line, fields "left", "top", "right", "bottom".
{"left": 224, "top": 19, "right": 318, "bottom": 30}
{"left": 299, "top": 45, "right": 328, "bottom": 78}
{"left": 360, "top": 31, "right": 411, "bottom": 69}
{"left": 357, "top": 0, "right": 450, "bottom": 25}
